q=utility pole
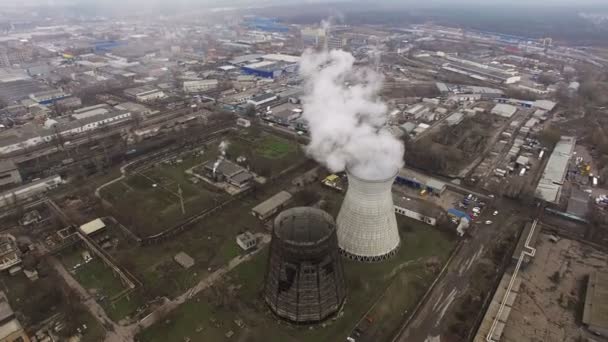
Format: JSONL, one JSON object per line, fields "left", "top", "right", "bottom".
{"left": 178, "top": 184, "right": 185, "bottom": 215}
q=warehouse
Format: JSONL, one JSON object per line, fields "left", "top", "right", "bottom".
{"left": 536, "top": 136, "right": 576, "bottom": 203}
{"left": 583, "top": 271, "right": 608, "bottom": 337}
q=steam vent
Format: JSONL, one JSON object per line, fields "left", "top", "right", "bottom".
{"left": 264, "top": 207, "right": 346, "bottom": 323}
{"left": 337, "top": 170, "right": 401, "bottom": 262}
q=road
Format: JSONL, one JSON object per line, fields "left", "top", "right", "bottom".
{"left": 394, "top": 209, "right": 520, "bottom": 342}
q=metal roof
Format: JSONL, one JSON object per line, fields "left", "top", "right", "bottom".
{"left": 252, "top": 191, "right": 292, "bottom": 216}
{"left": 535, "top": 136, "right": 576, "bottom": 203}
{"left": 583, "top": 271, "right": 608, "bottom": 331}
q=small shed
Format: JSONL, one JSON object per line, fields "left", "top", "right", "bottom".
{"left": 236, "top": 232, "right": 257, "bottom": 251}
{"left": 174, "top": 252, "right": 195, "bottom": 269}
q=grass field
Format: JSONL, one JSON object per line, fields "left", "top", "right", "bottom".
{"left": 137, "top": 218, "right": 456, "bottom": 342}
{"left": 228, "top": 131, "right": 303, "bottom": 177}
{"left": 60, "top": 248, "right": 141, "bottom": 322}
{"left": 100, "top": 153, "right": 228, "bottom": 236}
{"left": 254, "top": 134, "right": 298, "bottom": 159}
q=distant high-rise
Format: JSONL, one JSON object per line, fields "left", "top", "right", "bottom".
{"left": 264, "top": 207, "right": 346, "bottom": 323}
{"left": 337, "top": 170, "right": 401, "bottom": 262}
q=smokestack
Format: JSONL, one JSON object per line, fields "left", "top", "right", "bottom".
{"left": 336, "top": 170, "right": 400, "bottom": 262}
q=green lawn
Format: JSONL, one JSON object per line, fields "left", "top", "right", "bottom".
{"left": 100, "top": 154, "right": 227, "bottom": 236}
{"left": 60, "top": 248, "right": 142, "bottom": 322}
{"left": 255, "top": 134, "right": 297, "bottom": 159}
{"left": 137, "top": 218, "right": 456, "bottom": 342}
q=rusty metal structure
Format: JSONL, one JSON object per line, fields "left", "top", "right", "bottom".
{"left": 264, "top": 207, "right": 346, "bottom": 323}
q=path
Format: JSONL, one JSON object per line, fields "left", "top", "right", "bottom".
{"left": 51, "top": 233, "right": 270, "bottom": 342}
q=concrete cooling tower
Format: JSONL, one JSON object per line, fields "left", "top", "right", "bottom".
{"left": 336, "top": 170, "right": 401, "bottom": 262}
{"left": 264, "top": 207, "right": 346, "bottom": 323}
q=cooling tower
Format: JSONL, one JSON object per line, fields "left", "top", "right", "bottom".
{"left": 336, "top": 170, "right": 400, "bottom": 262}
{"left": 264, "top": 207, "right": 346, "bottom": 324}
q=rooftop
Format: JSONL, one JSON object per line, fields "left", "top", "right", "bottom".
{"left": 583, "top": 271, "right": 608, "bottom": 331}
{"left": 252, "top": 190, "right": 292, "bottom": 216}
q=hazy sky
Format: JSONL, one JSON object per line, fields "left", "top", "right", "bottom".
{"left": 3, "top": 0, "right": 608, "bottom": 7}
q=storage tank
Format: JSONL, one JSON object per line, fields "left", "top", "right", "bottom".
{"left": 336, "top": 170, "right": 400, "bottom": 262}
{"left": 264, "top": 207, "right": 346, "bottom": 323}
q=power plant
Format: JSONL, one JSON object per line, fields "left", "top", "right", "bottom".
{"left": 336, "top": 170, "right": 401, "bottom": 262}
{"left": 264, "top": 207, "right": 346, "bottom": 323}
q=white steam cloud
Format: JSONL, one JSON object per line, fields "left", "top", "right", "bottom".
{"left": 299, "top": 49, "right": 404, "bottom": 180}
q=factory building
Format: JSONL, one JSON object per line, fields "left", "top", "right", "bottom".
{"left": 264, "top": 207, "right": 346, "bottom": 323}
{"left": 201, "top": 160, "right": 253, "bottom": 188}
{"left": 337, "top": 170, "right": 401, "bottom": 262}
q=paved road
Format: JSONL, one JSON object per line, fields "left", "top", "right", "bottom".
{"left": 394, "top": 210, "right": 520, "bottom": 342}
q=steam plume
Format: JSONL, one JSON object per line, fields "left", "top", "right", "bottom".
{"left": 212, "top": 140, "right": 229, "bottom": 175}
{"left": 299, "top": 49, "right": 404, "bottom": 180}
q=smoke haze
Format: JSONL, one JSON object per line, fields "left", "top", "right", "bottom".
{"left": 299, "top": 49, "right": 403, "bottom": 180}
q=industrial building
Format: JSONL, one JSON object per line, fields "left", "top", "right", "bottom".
{"left": 264, "top": 207, "right": 346, "bottom": 323}
{"left": 240, "top": 55, "right": 299, "bottom": 79}
{"left": 491, "top": 103, "right": 518, "bottom": 118}
{"left": 124, "top": 86, "right": 166, "bottom": 102}
{"left": 583, "top": 271, "right": 608, "bottom": 337}
{"left": 0, "top": 175, "right": 62, "bottom": 208}
{"left": 251, "top": 190, "right": 292, "bottom": 221}
{"left": 337, "top": 170, "right": 401, "bottom": 262}
{"left": 0, "top": 235, "right": 20, "bottom": 272}
{"left": 201, "top": 160, "right": 253, "bottom": 188}
{"left": 247, "top": 93, "right": 277, "bottom": 108}
{"left": 0, "top": 160, "right": 22, "bottom": 188}
{"left": 395, "top": 168, "right": 447, "bottom": 196}
{"left": 536, "top": 136, "right": 576, "bottom": 203}
{"left": 183, "top": 79, "right": 218, "bottom": 93}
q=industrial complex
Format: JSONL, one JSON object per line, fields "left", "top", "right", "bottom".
{"left": 0, "top": 2, "right": 605, "bottom": 342}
